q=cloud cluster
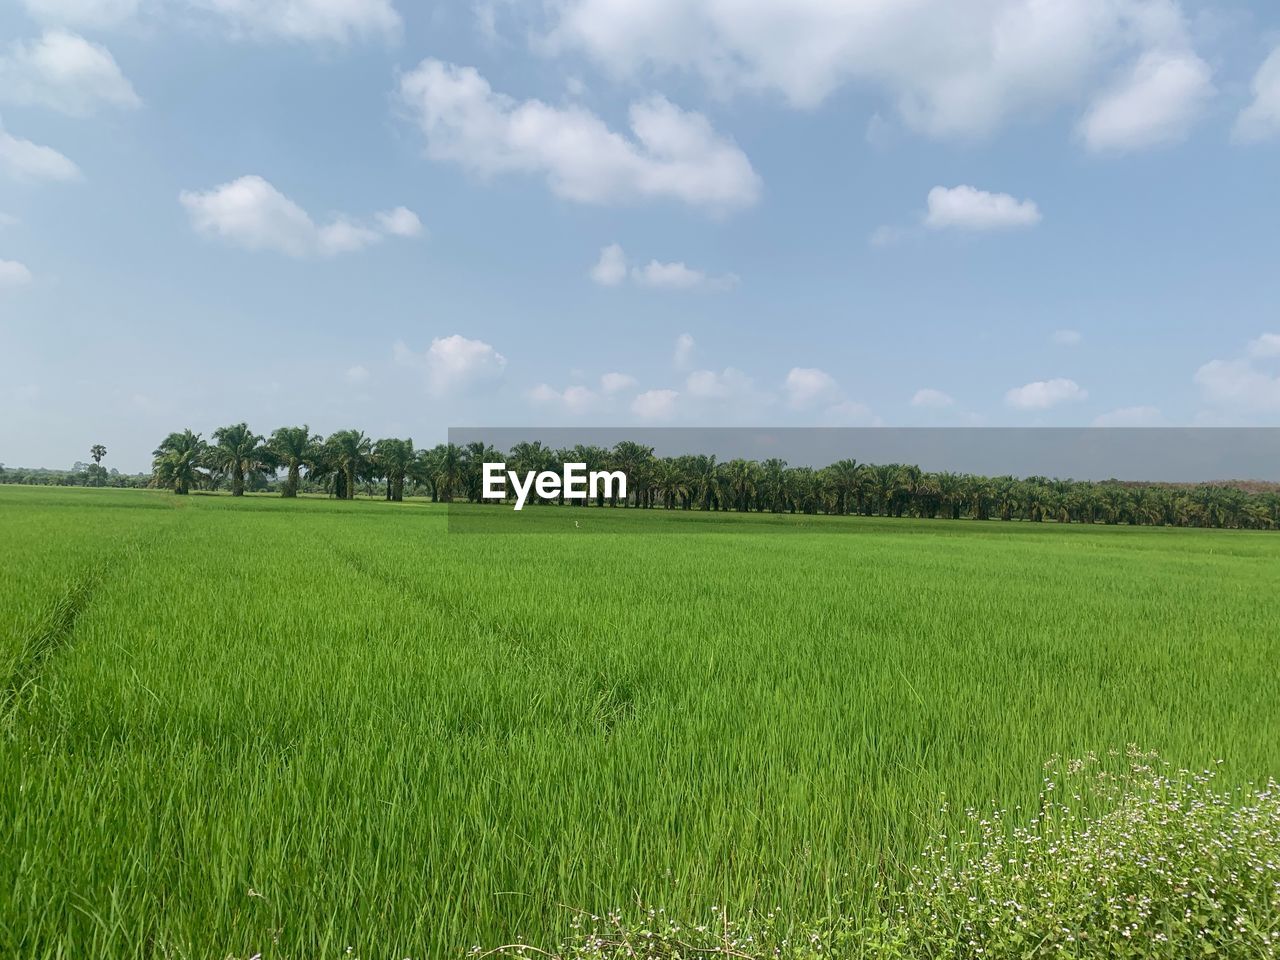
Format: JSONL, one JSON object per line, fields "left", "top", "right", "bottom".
{"left": 179, "top": 175, "right": 421, "bottom": 258}
{"left": 910, "top": 388, "right": 954, "bottom": 409}
{"left": 394, "top": 335, "right": 507, "bottom": 397}
{"left": 398, "top": 59, "right": 761, "bottom": 213}
{"left": 590, "top": 243, "right": 737, "bottom": 290}
{"left": 0, "top": 30, "right": 140, "bottom": 116}
{"left": 544, "top": 0, "right": 1210, "bottom": 147}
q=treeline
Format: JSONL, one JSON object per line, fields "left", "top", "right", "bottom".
{"left": 147, "top": 423, "right": 1280, "bottom": 530}
{"left": 0, "top": 463, "right": 150, "bottom": 488}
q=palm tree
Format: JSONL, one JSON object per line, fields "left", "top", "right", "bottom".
{"left": 374, "top": 437, "right": 415, "bottom": 502}
{"left": 825, "top": 459, "right": 862, "bottom": 516}
{"left": 87, "top": 443, "right": 108, "bottom": 487}
{"left": 268, "top": 425, "right": 321, "bottom": 498}
{"left": 152, "top": 430, "right": 206, "bottom": 495}
{"left": 722, "top": 458, "right": 760, "bottom": 512}
{"left": 208, "top": 423, "right": 272, "bottom": 497}
{"left": 325, "top": 429, "right": 374, "bottom": 501}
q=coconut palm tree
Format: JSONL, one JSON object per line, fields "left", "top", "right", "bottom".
{"left": 268, "top": 425, "right": 321, "bottom": 498}
{"left": 151, "top": 429, "right": 206, "bottom": 495}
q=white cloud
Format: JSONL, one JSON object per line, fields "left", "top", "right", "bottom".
{"left": 925, "top": 185, "right": 1040, "bottom": 231}
{"left": 673, "top": 332, "right": 695, "bottom": 369}
{"left": 194, "top": 0, "right": 400, "bottom": 43}
{"left": 599, "top": 371, "right": 636, "bottom": 394}
{"left": 1248, "top": 332, "right": 1280, "bottom": 359}
{"left": 545, "top": 0, "right": 1207, "bottom": 142}
{"left": 1079, "top": 50, "right": 1212, "bottom": 152}
{"left": 784, "top": 367, "right": 841, "bottom": 409}
{"left": 374, "top": 206, "right": 423, "bottom": 237}
{"left": 394, "top": 335, "right": 507, "bottom": 397}
{"left": 180, "top": 175, "right": 419, "bottom": 258}
{"left": 1194, "top": 361, "right": 1280, "bottom": 413}
{"left": 0, "top": 260, "right": 33, "bottom": 287}
{"left": 632, "top": 259, "right": 737, "bottom": 290}
{"left": 631, "top": 388, "right": 678, "bottom": 420}
{"left": 345, "top": 364, "right": 369, "bottom": 384}
{"left": 0, "top": 30, "right": 140, "bottom": 116}
{"left": 590, "top": 243, "right": 627, "bottom": 286}
{"left": 1052, "top": 328, "right": 1082, "bottom": 346}
{"left": 685, "top": 367, "right": 755, "bottom": 401}
{"left": 1235, "top": 45, "right": 1280, "bottom": 144}
{"left": 591, "top": 243, "right": 736, "bottom": 289}
{"left": 398, "top": 59, "right": 761, "bottom": 213}
{"left": 530, "top": 382, "right": 598, "bottom": 413}
{"left": 20, "top": 0, "right": 140, "bottom": 28}
{"left": 1092, "top": 405, "right": 1163, "bottom": 426}
{"left": 0, "top": 213, "right": 18, "bottom": 228}
{"left": 910, "top": 388, "right": 954, "bottom": 408}
{"left": 1004, "top": 378, "right": 1087, "bottom": 410}
{"left": 0, "top": 124, "right": 80, "bottom": 183}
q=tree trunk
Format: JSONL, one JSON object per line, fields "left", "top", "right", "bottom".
{"left": 283, "top": 463, "right": 300, "bottom": 498}
{"left": 232, "top": 465, "right": 245, "bottom": 497}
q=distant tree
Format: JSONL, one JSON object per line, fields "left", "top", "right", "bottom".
{"left": 374, "top": 437, "right": 415, "bottom": 502}
{"left": 324, "top": 430, "right": 374, "bottom": 501}
{"left": 268, "top": 425, "right": 322, "bottom": 498}
{"left": 208, "top": 423, "right": 272, "bottom": 497}
{"left": 152, "top": 429, "right": 207, "bottom": 495}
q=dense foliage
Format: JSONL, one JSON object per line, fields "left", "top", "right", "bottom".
{"left": 146, "top": 425, "right": 1280, "bottom": 528}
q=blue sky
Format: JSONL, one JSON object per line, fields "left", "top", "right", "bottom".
{"left": 2, "top": 0, "right": 1279, "bottom": 472}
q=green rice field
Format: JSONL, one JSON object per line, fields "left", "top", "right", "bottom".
{"left": 2, "top": 485, "right": 1278, "bottom": 958}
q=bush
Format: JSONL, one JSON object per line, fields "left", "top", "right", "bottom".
{"left": 485, "top": 749, "right": 1280, "bottom": 959}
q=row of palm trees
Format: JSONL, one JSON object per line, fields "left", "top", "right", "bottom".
{"left": 151, "top": 426, "right": 1280, "bottom": 529}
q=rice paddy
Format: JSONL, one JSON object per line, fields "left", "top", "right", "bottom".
{"left": 2, "top": 485, "right": 1278, "bottom": 959}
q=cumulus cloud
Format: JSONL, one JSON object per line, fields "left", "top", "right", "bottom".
{"left": 179, "top": 176, "right": 421, "bottom": 258}
{"left": 394, "top": 335, "right": 507, "bottom": 397}
{"left": 590, "top": 243, "right": 737, "bottom": 289}
{"left": 0, "top": 259, "right": 33, "bottom": 287}
{"left": 374, "top": 206, "right": 423, "bottom": 237}
{"left": 631, "top": 388, "right": 678, "bottom": 420}
{"left": 1235, "top": 45, "right": 1280, "bottom": 144}
{"left": 685, "top": 367, "right": 756, "bottom": 401}
{"left": 0, "top": 123, "right": 80, "bottom": 182}
{"left": 910, "top": 388, "right": 954, "bottom": 408}
{"left": 590, "top": 243, "right": 627, "bottom": 286}
{"left": 0, "top": 30, "right": 140, "bottom": 116}
{"left": 1052, "top": 328, "right": 1082, "bottom": 346}
{"left": 673, "top": 333, "right": 695, "bottom": 369}
{"left": 1092, "top": 405, "right": 1163, "bottom": 426}
{"left": 398, "top": 59, "right": 761, "bottom": 213}
{"left": 1194, "top": 337, "right": 1280, "bottom": 414}
{"left": 530, "top": 382, "right": 598, "bottom": 414}
{"left": 1249, "top": 333, "right": 1280, "bottom": 359}
{"left": 1079, "top": 50, "right": 1212, "bottom": 152}
{"left": 1004, "top": 378, "right": 1087, "bottom": 410}
{"left": 925, "top": 185, "right": 1041, "bottom": 231}
{"left": 599, "top": 371, "right": 637, "bottom": 394}
{"left": 345, "top": 364, "right": 369, "bottom": 384}
{"left": 784, "top": 367, "right": 842, "bottom": 410}
{"left": 544, "top": 0, "right": 1208, "bottom": 144}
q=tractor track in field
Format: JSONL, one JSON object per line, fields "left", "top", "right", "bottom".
{"left": 1, "top": 528, "right": 174, "bottom": 720}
